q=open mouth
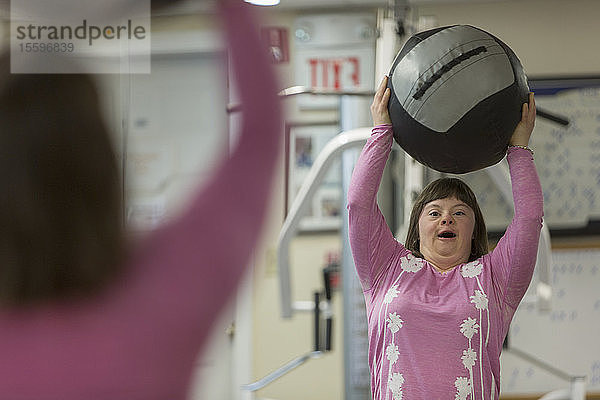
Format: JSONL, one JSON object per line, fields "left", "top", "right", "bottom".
{"left": 437, "top": 231, "right": 456, "bottom": 239}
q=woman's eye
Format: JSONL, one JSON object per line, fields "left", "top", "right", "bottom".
{"left": 429, "top": 211, "right": 440, "bottom": 217}
{"left": 455, "top": 211, "right": 465, "bottom": 215}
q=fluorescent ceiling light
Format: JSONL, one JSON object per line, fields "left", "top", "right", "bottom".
{"left": 244, "top": 0, "right": 280, "bottom": 5}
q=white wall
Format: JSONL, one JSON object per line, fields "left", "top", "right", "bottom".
{"left": 412, "top": 0, "right": 600, "bottom": 77}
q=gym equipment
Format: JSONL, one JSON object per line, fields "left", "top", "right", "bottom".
{"left": 387, "top": 25, "right": 529, "bottom": 174}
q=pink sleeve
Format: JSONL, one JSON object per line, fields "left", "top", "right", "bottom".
{"left": 347, "top": 124, "right": 400, "bottom": 291}
{"left": 487, "top": 147, "right": 544, "bottom": 330}
{"left": 121, "top": 0, "right": 282, "bottom": 339}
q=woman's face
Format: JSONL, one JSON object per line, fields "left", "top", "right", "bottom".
{"left": 418, "top": 196, "right": 476, "bottom": 271}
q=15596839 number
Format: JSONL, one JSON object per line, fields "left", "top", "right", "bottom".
{"left": 19, "top": 42, "right": 74, "bottom": 53}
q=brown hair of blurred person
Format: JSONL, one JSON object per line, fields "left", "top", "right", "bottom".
{"left": 0, "top": 53, "right": 124, "bottom": 306}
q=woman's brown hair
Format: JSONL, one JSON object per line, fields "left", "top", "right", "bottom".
{"left": 405, "top": 177, "right": 488, "bottom": 262}
{"left": 0, "top": 54, "right": 124, "bottom": 305}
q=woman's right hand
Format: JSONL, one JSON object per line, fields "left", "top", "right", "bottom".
{"left": 371, "top": 76, "right": 392, "bottom": 126}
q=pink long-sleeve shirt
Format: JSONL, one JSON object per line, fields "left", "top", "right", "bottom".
{"left": 348, "top": 125, "right": 543, "bottom": 400}
{"left": 0, "top": 2, "right": 281, "bottom": 399}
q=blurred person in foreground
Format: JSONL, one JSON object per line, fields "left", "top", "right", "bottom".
{"left": 0, "top": 0, "right": 281, "bottom": 398}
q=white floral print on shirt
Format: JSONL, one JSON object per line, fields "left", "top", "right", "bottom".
{"left": 388, "top": 372, "right": 404, "bottom": 400}
{"left": 384, "top": 285, "right": 400, "bottom": 304}
{"left": 454, "top": 377, "right": 471, "bottom": 400}
{"left": 374, "top": 254, "right": 423, "bottom": 399}
{"left": 470, "top": 290, "right": 488, "bottom": 310}
{"left": 386, "top": 312, "right": 403, "bottom": 334}
{"left": 400, "top": 254, "right": 424, "bottom": 273}
{"left": 456, "top": 258, "right": 491, "bottom": 400}
{"left": 461, "top": 260, "right": 483, "bottom": 278}
{"left": 459, "top": 317, "right": 479, "bottom": 400}
{"left": 461, "top": 348, "right": 477, "bottom": 369}
{"left": 460, "top": 317, "right": 479, "bottom": 340}
{"left": 386, "top": 343, "right": 399, "bottom": 364}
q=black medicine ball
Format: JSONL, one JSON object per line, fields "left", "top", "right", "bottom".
{"left": 387, "top": 25, "right": 529, "bottom": 174}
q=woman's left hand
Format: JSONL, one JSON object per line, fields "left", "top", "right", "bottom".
{"left": 509, "top": 92, "right": 536, "bottom": 146}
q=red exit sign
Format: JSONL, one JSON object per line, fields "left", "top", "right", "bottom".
{"left": 307, "top": 57, "right": 360, "bottom": 90}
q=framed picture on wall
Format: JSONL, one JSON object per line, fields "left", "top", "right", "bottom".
{"left": 285, "top": 121, "right": 342, "bottom": 231}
